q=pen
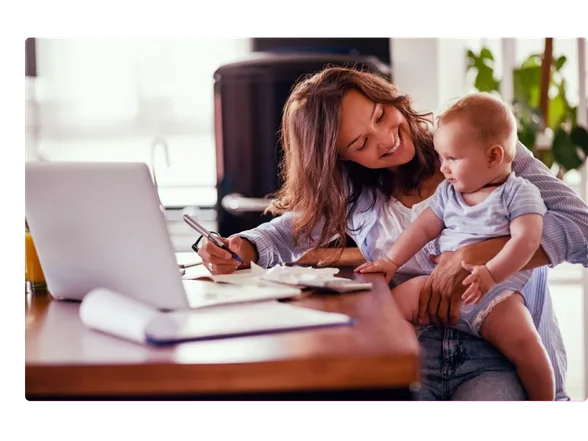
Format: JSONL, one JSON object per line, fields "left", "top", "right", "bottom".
{"left": 183, "top": 214, "right": 244, "bottom": 264}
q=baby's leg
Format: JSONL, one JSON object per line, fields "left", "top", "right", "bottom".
{"left": 479, "top": 292, "right": 555, "bottom": 401}
{"left": 391, "top": 276, "right": 429, "bottom": 324}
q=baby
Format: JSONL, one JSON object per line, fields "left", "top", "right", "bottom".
{"left": 356, "top": 92, "right": 555, "bottom": 400}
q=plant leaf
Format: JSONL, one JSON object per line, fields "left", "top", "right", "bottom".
{"left": 570, "top": 106, "right": 578, "bottom": 127}
{"left": 466, "top": 49, "right": 477, "bottom": 71}
{"left": 554, "top": 55, "right": 566, "bottom": 71}
{"left": 570, "top": 125, "right": 588, "bottom": 155}
{"left": 521, "top": 54, "right": 542, "bottom": 69}
{"left": 548, "top": 91, "right": 568, "bottom": 129}
{"left": 518, "top": 126, "right": 538, "bottom": 153}
{"left": 552, "top": 128, "right": 583, "bottom": 170}
{"left": 480, "top": 48, "right": 494, "bottom": 61}
{"left": 474, "top": 63, "right": 499, "bottom": 92}
{"left": 513, "top": 66, "right": 541, "bottom": 108}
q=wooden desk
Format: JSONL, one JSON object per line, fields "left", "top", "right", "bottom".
{"left": 25, "top": 268, "right": 420, "bottom": 400}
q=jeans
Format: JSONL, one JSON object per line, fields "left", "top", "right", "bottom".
{"left": 416, "top": 325, "right": 527, "bottom": 400}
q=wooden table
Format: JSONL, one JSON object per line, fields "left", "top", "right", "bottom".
{"left": 25, "top": 267, "right": 420, "bottom": 400}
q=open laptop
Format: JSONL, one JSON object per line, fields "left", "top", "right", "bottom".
{"left": 25, "top": 162, "right": 298, "bottom": 310}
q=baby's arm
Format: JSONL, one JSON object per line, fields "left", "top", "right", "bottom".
{"left": 486, "top": 214, "right": 543, "bottom": 283}
{"left": 462, "top": 178, "right": 546, "bottom": 305}
{"left": 356, "top": 208, "right": 444, "bottom": 276}
{"left": 356, "top": 180, "right": 450, "bottom": 277}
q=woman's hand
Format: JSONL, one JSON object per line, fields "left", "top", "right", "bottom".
{"left": 417, "top": 237, "right": 509, "bottom": 327}
{"left": 197, "top": 236, "right": 258, "bottom": 275}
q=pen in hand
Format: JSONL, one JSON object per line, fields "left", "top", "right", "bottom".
{"left": 183, "top": 214, "right": 244, "bottom": 264}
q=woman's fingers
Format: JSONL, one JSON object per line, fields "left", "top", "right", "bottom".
{"left": 355, "top": 261, "right": 381, "bottom": 273}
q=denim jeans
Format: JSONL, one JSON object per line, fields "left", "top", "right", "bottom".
{"left": 415, "top": 325, "right": 528, "bottom": 400}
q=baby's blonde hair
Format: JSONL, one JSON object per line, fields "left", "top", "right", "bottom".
{"left": 437, "top": 92, "right": 518, "bottom": 161}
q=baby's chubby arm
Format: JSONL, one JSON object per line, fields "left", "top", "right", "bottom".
{"left": 356, "top": 208, "right": 444, "bottom": 277}
{"left": 485, "top": 213, "right": 544, "bottom": 283}
{"left": 462, "top": 177, "right": 546, "bottom": 304}
{"left": 357, "top": 180, "right": 450, "bottom": 276}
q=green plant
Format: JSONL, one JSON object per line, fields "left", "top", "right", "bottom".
{"left": 466, "top": 46, "right": 588, "bottom": 176}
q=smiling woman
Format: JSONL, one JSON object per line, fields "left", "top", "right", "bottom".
{"left": 268, "top": 68, "right": 440, "bottom": 257}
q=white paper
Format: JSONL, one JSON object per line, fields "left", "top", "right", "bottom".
{"left": 181, "top": 279, "right": 301, "bottom": 308}
{"left": 145, "top": 301, "right": 353, "bottom": 343}
{"left": 210, "top": 262, "right": 343, "bottom": 287}
{"left": 79, "top": 287, "right": 160, "bottom": 343}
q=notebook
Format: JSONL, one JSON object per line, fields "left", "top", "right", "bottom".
{"left": 80, "top": 286, "right": 353, "bottom": 345}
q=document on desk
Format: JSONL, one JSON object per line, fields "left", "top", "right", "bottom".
{"left": 79, "top": 287, "right": 353, "bottom": 345}
{"left": 210, "top": 263, "right": 373, "bottom": 293}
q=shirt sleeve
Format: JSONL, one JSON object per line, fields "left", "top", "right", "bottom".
{"left": 428, "top": 179, "right": 450, "bottom": 221}
{"left": 504, "top": 175, "right": 547, "bottom": 221}
{"left": 512, "top": 141, "right": 588, "bottom": 267}
{"left": 234, "top": 211, "right": 335, "bottom": 268}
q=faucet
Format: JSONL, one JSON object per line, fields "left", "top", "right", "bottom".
{"left": 150, "top": 137, "right": 171, "bottom": 211}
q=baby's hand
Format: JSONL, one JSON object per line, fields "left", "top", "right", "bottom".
{"left": 355, "top": 257, "right": 399, "bottom": 279}
{"left": 460, "top": 261, "right": 497, "bottom": 305}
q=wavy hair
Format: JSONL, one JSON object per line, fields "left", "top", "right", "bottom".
{"left": 268, "top": 66, "right": 437, "bottom": 256}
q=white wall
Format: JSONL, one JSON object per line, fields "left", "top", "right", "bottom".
{"left": 390, "top": 38, "right": 477, "bottom": 115}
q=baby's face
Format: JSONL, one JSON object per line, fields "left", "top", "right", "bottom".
{"left": 433, "top": 121, "right": 494, "bottom": 193}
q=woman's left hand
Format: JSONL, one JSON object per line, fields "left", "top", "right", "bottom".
{"left": 417, "top": 237, "right": 508, "bottom": 327}
{"left": 417, "top": 251, "right": 469, "bottom": 327}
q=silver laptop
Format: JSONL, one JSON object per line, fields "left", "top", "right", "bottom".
{"left": 25, "top": 162, "right": 295, "bottom": 310}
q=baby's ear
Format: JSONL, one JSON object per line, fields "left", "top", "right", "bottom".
{"left": 486, "top": 144, "right": 505, "bottom": 168}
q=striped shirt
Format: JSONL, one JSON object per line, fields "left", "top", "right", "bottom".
{"left": 237, "top": 141, "right": 588, "bottom": 400}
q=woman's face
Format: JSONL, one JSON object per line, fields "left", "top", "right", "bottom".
{"left": 337, "top": 90, "right": 416, "bottom": 169}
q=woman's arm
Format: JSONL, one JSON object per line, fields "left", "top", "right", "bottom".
{"left": 294, "top": 247, "right": 365, "bottom": 267}
{"left": 235, "top": 211, "right": 336, "bottom": 268}
{"left": 512, "top": 141, "right": 588, "bottom": 268}
{"left": 461, "top": 236, "right": 550, "bottom": 269}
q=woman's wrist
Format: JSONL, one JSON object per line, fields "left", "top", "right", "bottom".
{"left": 238, "top": 237, "right": 259, "bottom": 267}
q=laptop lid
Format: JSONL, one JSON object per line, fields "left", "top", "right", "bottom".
{"left": 25, "top": 162, "right": 190, "bottom": 310}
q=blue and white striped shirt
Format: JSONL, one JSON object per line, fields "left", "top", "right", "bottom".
{"left": 237, "top": 141, "right": 588, "bottom": 400}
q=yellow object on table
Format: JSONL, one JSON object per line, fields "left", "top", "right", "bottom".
{"left": 25, "top": 230, "right": 47, "bottom": 292}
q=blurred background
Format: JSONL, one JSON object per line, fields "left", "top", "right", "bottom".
{"left": 24, "top": 38, "right": 587, "bottom": 399}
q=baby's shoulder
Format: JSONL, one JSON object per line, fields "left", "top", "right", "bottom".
{"left": 501, "top": 172, "right": 537, "bottom": 196}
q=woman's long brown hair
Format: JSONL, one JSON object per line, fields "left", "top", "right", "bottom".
{"left": 267, "top": 66, "right": 437, "bottom": 258}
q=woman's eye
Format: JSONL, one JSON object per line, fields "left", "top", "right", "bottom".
{"left": 357, "top": 140, "right": 367, "bottom": 151}
{"left": 449, "top": 157, "right": 457, "bottom": 162}
{"left": 376, "top": 110, "right": 385, "bottom": 123}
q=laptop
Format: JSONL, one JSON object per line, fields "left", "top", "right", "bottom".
{"left": 25, "top": 162, "right": 299, "bottom": 310}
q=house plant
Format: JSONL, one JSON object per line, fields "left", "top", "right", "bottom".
{"left": 466, "top": 39, "right": 588, "bottom": 178}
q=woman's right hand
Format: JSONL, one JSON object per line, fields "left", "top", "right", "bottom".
{"left": 197, "top": 235, "right": 257, "bottom": 275}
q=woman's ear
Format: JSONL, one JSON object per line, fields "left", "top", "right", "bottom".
{"left": 486, "top": 144, "right": 505, "bottom": 168}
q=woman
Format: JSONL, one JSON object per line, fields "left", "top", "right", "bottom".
{"left": 198, "top": 67, "right": 588, "bottom": 400}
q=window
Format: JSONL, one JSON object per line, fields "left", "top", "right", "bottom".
{"left": 27, "top": 39, "right": 252, "bottom": 208}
